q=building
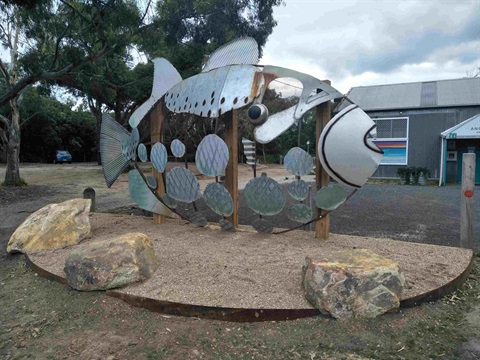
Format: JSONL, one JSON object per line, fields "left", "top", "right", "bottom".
{"left": 440, "top": 114, "right": 480, "bottom": 185}
{"left": 337, "top": 77, "right": 480, "bottom": 184}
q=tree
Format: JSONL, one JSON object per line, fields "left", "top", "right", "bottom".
{"left": 57, "top": 57, "right": 154, "bottom": 163}
{"left": 466, "top": 65, "right": 480, "bottom": 78}
{"left": 0, "top": 0, "right": 144, "bottom": 185}
{"left": 137, "top": 0, "right": 283, "bottom": 78}
{"left": 18, "top": 87, "right": 96, "bottom": 163}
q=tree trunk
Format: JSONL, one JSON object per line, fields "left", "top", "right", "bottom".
{"left": 4, "top": 98, "right": 22, "bottom": 185}
{"left": 3, "top": 8, "right": 22, "bottom": 185}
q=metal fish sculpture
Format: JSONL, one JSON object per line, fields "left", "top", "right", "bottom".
{"left": 100, "top": 36, "right": 383, "bottom": 228}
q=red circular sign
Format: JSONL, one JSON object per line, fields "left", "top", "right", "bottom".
{"left": 465, "top": 190, "right": 474, "bottom": 197}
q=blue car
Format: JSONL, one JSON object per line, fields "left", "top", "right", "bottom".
{"left": 54, "top": 150, "right": 72, "bottom": 164}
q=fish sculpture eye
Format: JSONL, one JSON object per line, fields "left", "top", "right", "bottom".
{"left": 247, "top": 104, "right": 269, "bottom": 125}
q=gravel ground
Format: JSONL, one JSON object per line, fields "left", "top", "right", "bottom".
{"left": 330, "top": 183, "right": 480, "bottom": 251}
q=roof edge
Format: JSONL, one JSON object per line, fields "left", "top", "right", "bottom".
{"left": 440, "top": 113, "right": 480, "bottom": 138}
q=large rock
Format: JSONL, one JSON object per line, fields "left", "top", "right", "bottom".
{"left": 64, "top": 232, "right": 159, "bottom": 291}
{"left": 7, "top": 198, "right": 91, "bottom": 254}
{"left": 303, "top": 249, "right": 405, "bottom": 319}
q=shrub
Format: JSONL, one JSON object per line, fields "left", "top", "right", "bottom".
{"left": 396, "top": 167, "right": 411, "bottom": 184}
{"left": 417, "top": 167, "right": 431, "bottom": 178}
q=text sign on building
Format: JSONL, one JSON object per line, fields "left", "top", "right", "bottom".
{"left": 450, "top": 117, "right": 480, "bottom": 138}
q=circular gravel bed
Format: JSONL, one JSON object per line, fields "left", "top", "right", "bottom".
{"left": 28, "top": 213, "right": 474, "bottom": 321}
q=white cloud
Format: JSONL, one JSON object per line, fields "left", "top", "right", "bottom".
{"left": 261, "top": 0, "right": 480, "bottom": 94}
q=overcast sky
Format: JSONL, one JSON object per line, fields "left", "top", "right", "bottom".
{"left": 260, "top": 0, "right": 480, "bottom": 94}
{"left": 1, "top": 0, "right": 478, "bottom": 100}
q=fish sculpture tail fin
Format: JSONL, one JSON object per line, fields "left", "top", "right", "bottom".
{"left": 128, "top": 58, "right": 182, "bottom": 129}
{"left": 100, "top": 113, "right": 132, "bottom": 188}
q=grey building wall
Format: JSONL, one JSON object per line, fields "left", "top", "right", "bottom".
{"left": 368, "top": 106, "right": 480, "bottom": 178}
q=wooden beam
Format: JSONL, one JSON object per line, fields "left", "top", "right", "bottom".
{"left": 223, "top": 110, "right": 239, "bottom": 227}
{"left": 315, "top": 82, "right": 332, "bottom": 239}
{"left": 150, "top": 101, "right": 166, "bottom": 224}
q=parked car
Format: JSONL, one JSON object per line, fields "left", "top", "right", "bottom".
{"left": 54, "top": 150, "right": 72, "bottom": 164}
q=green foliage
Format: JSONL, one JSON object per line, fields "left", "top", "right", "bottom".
{"left": 139, "top": 0, "right": 284, "bottom": 78}
{"left": 19, "top": 88, "right": 96, "bottom": 162}
{"left": 156, "top": 0, "right": 283, "bottom": 46}
{"left": 0, "top": 0, "right": 145, "bottom": 107}
{"left": 1, "top": 0, "right": 285, "bottom": 170}
{"left": 396, "top": 167, "right": 410, "bottom": 179}
{"left": 417, "top": 166, "right": 431, "bottom": 178}
{"left": 0, "top": 0, "right": 147, "bottom": 179}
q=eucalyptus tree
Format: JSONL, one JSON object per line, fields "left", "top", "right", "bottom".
{"left": 0, "top": 0, "right": 144, "bottom": 185}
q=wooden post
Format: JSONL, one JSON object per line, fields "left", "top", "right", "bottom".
{"left": 460, "top": 153, "right": 475, "bottom": 248}
{"left": 315, "top": 82, "right": 332, "bottom": 239}
{"left": 150, "top": 101, "right": 166, "bottom": 224}
{"left": 223, "top": 110, "right": 239, "bottom": 227}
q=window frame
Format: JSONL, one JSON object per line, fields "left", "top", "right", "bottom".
{"left": 372, "top": 117, "right": 409, "bottom": 166}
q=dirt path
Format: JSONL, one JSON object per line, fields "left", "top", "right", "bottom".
{"left": 1, "top": 163, "right": 479, "bottom": 359}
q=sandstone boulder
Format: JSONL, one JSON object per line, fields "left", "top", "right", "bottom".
{"left": 64, "top": 232, "right": 159, "bottom": 291}
{"left": 303, "top": 249, "right": 404, "bottom": 319}
{"left": 7, "top": 198, "right": 91, "bottom": 254}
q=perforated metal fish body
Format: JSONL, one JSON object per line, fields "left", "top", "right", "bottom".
{"left": 164, "top": 65, "right": 264, "bottom": 118}
{"left": 128, "top": 37, "right": 343, "bottom": 145}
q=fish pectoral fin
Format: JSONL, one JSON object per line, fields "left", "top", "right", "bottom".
{"left": 253, "top": 105, "right": 297, "bottom": 144}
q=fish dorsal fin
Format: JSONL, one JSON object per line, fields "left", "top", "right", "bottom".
{"left": 129, "top": 58, "right": 182, "bottom": 129}
{"left": 151, "top": 58, "right": 183, "bottom": 100}
{"left": 202, "top": 37, "right": 259, "bottom": 72}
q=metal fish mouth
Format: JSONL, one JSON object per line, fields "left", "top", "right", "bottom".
{"left": 364, "top": 124, "right": 384, "bottom": 155}
{"left": 318, "top": 104, "right": 384, "bottom": 188}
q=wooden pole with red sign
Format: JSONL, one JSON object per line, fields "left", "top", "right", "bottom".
{"left": 460, "top": 153, "right": 475, "bottom": 248}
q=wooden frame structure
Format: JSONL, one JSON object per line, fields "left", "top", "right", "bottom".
{"left": 150, "top": 85, "right": 334, "bottom": 239}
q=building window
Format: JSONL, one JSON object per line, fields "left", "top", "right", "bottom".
{"left": 372, "top": 117, "right": 409, "bottom": 165}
